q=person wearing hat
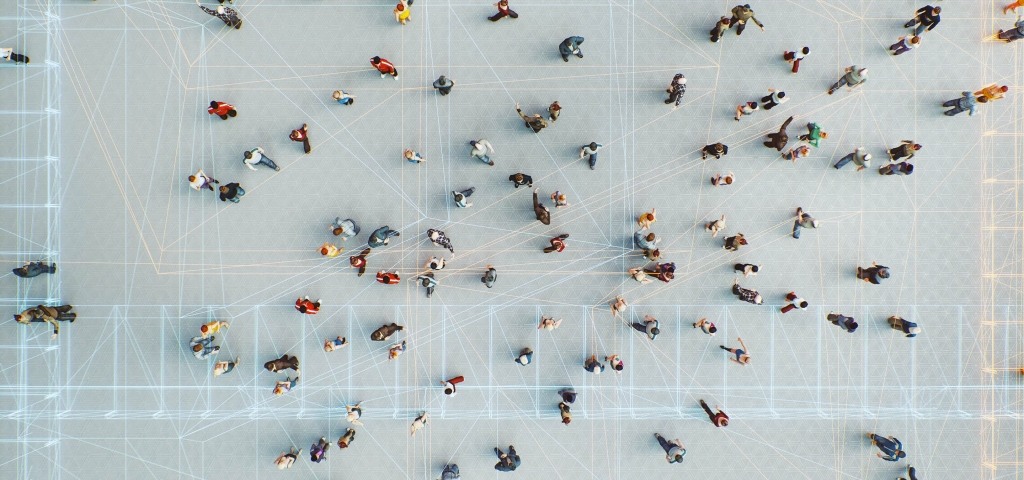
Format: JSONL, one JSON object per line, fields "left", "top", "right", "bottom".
{"left": 654, "top": 433, "right": 686, "bottom": 463}
{"left": 780, "top": 292, "right": 809, "bottom": 314}
{"left": 665, "top": 74, "right": 686, "bottom": 108}
{"left": 489, "top": 0, "right": 518, "bottom": 21}
{"left": 699, "top": 399, "right": 729, "bottom": 427}
{"left": 632, "top": 315, "right": 660, "bottom": 340}
{"left": 834, "top": 146, "right": 872, "bottom": 171}
{"left": 710, "top": 16, "right": 730, "bottom": 42}
{"left": 734, "top": 100, "right": 758, "bottom": 121}
{"left": 942, "top": 91, "right": 986, "bottom": 116}
{"left": 514, "top": 103, "right": 548, "bottom": 132}
{"left": 558, "top": 402, "right": 572, "bottom": 425}
{"left": 243, "top": 147, "right": 278, "bottom": 171}
{"left": 869, "top": 433, "right": 906, "bottom": 461}
{"left": 879, "top": 161, "right": 914, "bottom": 176}
{"left": 452, "top": 188, "right": 475, "bottom": 208}
{"left": 532, "top": 188, "right": 551, "bottom": 225}
{"left": 207, "top": 100, "right": 236, "bottom": 120}
{"left": 763, "top": 116, "right": 793, "bottom": 151}
{"left": 558, "top": 36, "right": 585, "bottom": 62}
{"left": 371, "top": 56, "right": 399, "bottom": 80}
{"left": 514, "top": 347, "right": 533, "bottom": 366}
{"left": 792, "top": 207, "right": 818, "bottom": 239}
{"left": 469, "top": 139, "right": 495, "bottom": 165}
{"left": 887, "top": 316, "right": 921, "bottom": 338}
{"left": 579, "top": 142, "right": 603, "bottom": 170}
{"left": 198, "top": 1, "right": 242, "bottom": 29}
{"left": 441, "top": 376, "right": 465, "bottom": 395}
{"left": 729, "top": 4, "right": 764, "bottom": 35}
{"left": 701, "top": 142, "right": 728, "bottom": 160}
{"left": 432, "top": 75, "right": 454, "bottom": 96}
{"left": 828, "top": 65, "right": 868, "bottom": 95}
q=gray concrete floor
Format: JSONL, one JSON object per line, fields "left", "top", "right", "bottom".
{"left": 2, "top": 0, "right": 1023, "bottom": 479}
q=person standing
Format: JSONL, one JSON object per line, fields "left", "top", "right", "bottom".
{"left": 792, "top": 207, "right": 818, "bottom": 239}
{"left": 332, "top": 90, "right": 356, "bottom": 105}
{"left": 551, "top": 191, "right": 569, "bottom": 208}
{"left": 798, "top": 123, "right": 828, "bottom": 147}
{"left": 318, "top": 242, "right": 342, "bottom": 258}
{"left": 943, "top": 91, "right": 985, "bottom": 116}
{"left": 904, "top": 5, "right": 940, "bottom": 36}
{"left": 404, "top": 149, "right": 425, "bottom": 164}
{"left": 442, "top": 376, "right": 465, "bottom": 395}
{"left": 888, "top": 140, "right": 921, "bottom": 161}
{"left": 705, "top": 214, "right": 726, "bottom": 237}
{"left": 433, "top": 76, "right": 455, "bottom": 95}
{"left": 764, "top": 116, "right": 793, "bottom": 151}
{"left": 0, "top": 46, "right": 29, "bottom": 64}
{"left": 394, "top": 1, "right": 410, "bottom": 25}
{"left": 12, "top": 261, "right": 56, "bottom": 278}
{"left": 188, "top": 169, "right": 219, "bottom": 191}
{"left": 427, "top": 229, "right": 455, "bottom": 255}
{"left": 243, "top": 147, "right": 279, "bottom": 171}
{"left": 711, "top": 172, "right": 735, "bottom": 186}
{"left": 857, "top": 262, "right": 890, "bottom": 284}
{"left": 723, "top": 233, "right": 747, "bottom": 252}
{"left": 710, "top": 16, "right": 730, "bottom": 42}
{"left": 584, "top": 355, "right": 605, "bottom": 374}
{"left": 345, "top": 403, "right": 364, "bottom": 425}
{"left": 731, "top": 279, "right": 762, "bottom": 305}
{"left": 558, "top": 402, "right": 572, "bottom": 425}
{"left": 734, "top": 263, "right": 758, "bottom": 277}
{"left": 834, "top": 147, "right": 871, "bottom": 171}
{"left": 189, "top": 335, "right": 219, "bottom": 359}
{"left": 879, "top": 161, "right": 914, "bottom": 176}
{"left": 632, "top": 315, "right": 660, "bottom": 340}
{"left": 638, "top": 208, "right": 657, "bottom": 229}
{"left": 376, "top": 270, "right": 401, "bottom": 285}
{"left": 760, "top": 88, "right": 788, "bottom": 110}
{"left": 605, "top": 354, "right": 624, "bottom": 373}
{"left": 212, "top": 357, "right": 240, "bottom": 377}
{"left": 330, "top": 217, "right": 361, "bottom": 241}
{"left": 349, "top": 248, "right": 371, "bottom": 276}
{"left": 207, "top": 101, "right": 236, "bottom": 120}
{"left": 782, "top": 145, "right": 811, "bottom": 162}
{"left": 868, "top": 433, "right": 906, "bottom": 461}
{"left": 548, "top": 101, "right": 562, "bottom": 122}
{"left": 699, "top": 399, "right": 730, "bottom": 427}
{"left": 309, "top": 437, "right": 329, "bottom": 463}
{"left": 295, "top": 296, "right": 321, "bottom": 314}
{"left": 273, "top": 446, "right": 299, "bottom": 469}
{"left": 580, "top": 142, "right": 603, "bottom": 170}
{"left": 481, "top": 265, "right": 498, "bottom": 288}
{"left": 218, "top": 183, "right": 244, "bottom": 203}
{"left": 489, "top": 0, "right": 518, "bottom": 21}
{"left": 729, "top": 4, "right": 765, "bottom": 35}
{"left": 780, "top": 292, "right": 808, "bottom": 313}
{"left": 828, "top": 66, "right": 868, "bottom": 95}
{"left": 337, "top": 428, "right": 356, "bottom": 448}
{"left": 200, "top": 320, "right": 229, "bottom": 338}
{"left": 890, "top": 34, "right": 921, "bottom": 55}
{"left": 368, "top": 226, "right": 400, "bottom": 247}
{"left": 514, "top": 347, "right": 533, "bottom": 366}
{"left": 720, "top": 337, "right": 751, "bottom": 365}
{"left": 887, "top": 316, "right": 922, "bottom": 337}
{"left": 693, "top": 318, "right": 717, "bottom": 336}
{"left": 634, "top": 230, "right": 660, "bottom": 250}
{"left": 289, "top": 124, "right": 311, "bottom": 154}
{"left": 665, "top": 74, "right": 687, "bottom": 108}
{"left": 827, "top": 312, "right": 859, "bottom": 333}
{"left": 558, "top": 36, "right": 585, "bottom": 62}
{"left": 533, "top": 188, "right": 551, "bottom": 225}
{"left": 371, "top": 56, "right": 399, "bottom": 80}
{"left": 515, "top": 103, "right": 548, "bottom": 133}
{"left": 414, "top": 273, "right": 437, "bottom": 298}
{"left": 452, "top": 188, "right": 475, "bottom": 208}
{"left": 543, "top": 233, "right": 570, "bottom": 253}
{"left": 654, "top": 433, "right": 686, "bottom": 463}
{"left": 469, "top": 139, "right": 495, "bottom": 165}
{"left": 783, "top": 46, "right": 809, "bottom": 73}
{"left": 975, "top": 84, "right": 1009, "bottom": 101}
{"left": 701, "top": 142, "right": 728, "bottom": 160}
{"left": 998, "top": 17, "right": 1024, "bottom": 42}
{"left": 734, "top": 101, "right": 758, "bottom": 121}
{"left": 198, "top": 2, "right": 242, "bottom": 29}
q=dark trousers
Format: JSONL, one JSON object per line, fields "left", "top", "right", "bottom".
{"left": 488, "top": 9, "right": 518, "bottom": 21}
{"left": 655, "top": 434, "right": 672, "bottom": 454}
{"left": 699, "top": 399, "right": 716, "bottom": 422}
{"left": 889, "top": 147, "right": 909, "bottom": 160}
{"left": 7, "top": 53, "right": 29, "bottom": 63}
{"left": 298, "top": 137, "right": 311, "bottom": 154}
{"left": 729, "top": 18, "right": 746, "bottom": 34}
{"left": 631, "top": 323, "right": 648, "bottom": 334}
{"left": 760, "top": 95, "right": 779, "bottom": 110}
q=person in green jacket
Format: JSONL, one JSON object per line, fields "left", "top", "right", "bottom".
{"left": 798, "top": 123, "right": 828, "bottom": 147}
{"left": 729, "top": 4, "right": 764, "bottom": 36}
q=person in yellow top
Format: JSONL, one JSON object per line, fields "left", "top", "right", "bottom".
{"left": 200, "top": 320, "right": 229, "bottom": 338}
{"left": 975, "top": 84, "right": 1008, "bottom": 101}
{"left": 319, "top": 242, "right": 342, "bottom": 258}
{"left": 637, "top": 208, "right": 657, "bottom": 230}
{"left": 394, "top": 1, "right": 410, "bottom": 24}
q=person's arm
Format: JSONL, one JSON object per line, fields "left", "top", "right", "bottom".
{"left": 750, "top": 15, "right": 764, "bottom": 30}
{"left": 926, "top": 16, "right": 939, "bottom": 31}
{"left": 579, "top": 147, "right": 585, "bottom": 159}
{"left": 245, "top": 160, "right": 257, "bottom": 171}
{"left": 738, "top": 337, "right": 748, "bottom": 352}
{"left": 485, "top": 141, "right": 495, "bottom": 153}
{"left": 728, "top": 357, "right": 743, "bottom": 365}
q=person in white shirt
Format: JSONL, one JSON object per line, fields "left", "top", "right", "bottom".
{"left": 242, "top": 147, "right": 279, "bottom": 171}
{"left": 579, "top": 142, "right": 603, "bottom": 170}
{"left": 188, "top": 168, "right": 218, "bottom": 191}
{"left": 469, "top": 139, "right": 495, "bottom": 165}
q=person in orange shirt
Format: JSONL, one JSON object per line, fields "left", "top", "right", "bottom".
{"left": 319, "top": 242, "right": 341, "bottom": 258}
{"left": 975, "top": 84, "right": 1008, "bottom": 101}
{"left": 200, "top": 320, "right": 229, "bottom": 338}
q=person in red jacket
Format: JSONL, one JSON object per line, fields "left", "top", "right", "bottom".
{"left": 371, "top": 56, "right": 398, "bottom": 80}
{"left": 208, "top": 101, "right": 237, "bottom": 120}
{"left": 543, "top": 234, "right": 569, "bottom": 253}
{"left": 295, "top": 296, "right": 320, "bottom": 314}
{"left": 376, "top": 270, "right": 401, "bottom": 284}
{"left": 289, "top": 124, "right": 311, "bottom": 154}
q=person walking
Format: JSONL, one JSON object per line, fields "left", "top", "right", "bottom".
{"left": 207, "top": 101, "right": 236, "bottom": 120}
{"left": 376, "top": 270, "right": 401, "bottom": 285}
{"left": 734, "top": 263, "right": 759, "bottom": 277}
{"left": 533, "top": 188, "right": 551, "bottom": 225}
{"left": 705, "top": 214, "right": 726, "bottom": 237}
{"left": 509, "top": 173, "right": 533, "bottom": 188}
{"left": 337, "top": 428, "right": 356, "bottom": 448}
{"left": 631, "top": 315, "right": 660, "bottom": 340}
{"left": 879, "top": 161, "right": 914, "bottom": 176}
{"left": 273, "top": 447, "right": 299, "bottom": 469}
{"left": 198, "top": 2, "right": 242, "bottom": 29}
{"left": 783, "top": 46, "right": 809, "bottom": 73}
{"left": 538, "top": 316, "right": 563, "bottom": 330}
{"left": 610, "top": 296, "right": 628, "bottom": 319}
{"left": 693, "top": 318, "right": 717, "bottom": 336}
{"left": 489, "top": 0, "right": 518, "bottom": 21}
{"left": 904, "top": 5, "right": 940, "bottom": 35}
{"left": 212, "top": 357, "right": 240, "bottom": 376}
{"left": 665, "top": 74, "right": 687, "bottom": 108}
{"left": 442, "top": 376, "right": 465, "bottom": 395}
{"left": 15, "top": 305, "right": 77, "bottom": 340}
{"left": 371, "top": 56, "right": 399, "bottom": 80}
{"left": 551, "top": 191, "right": 569, "bottom": 208}
{"left": 760, "top": 88, "right": 788, "bottom": 110}
{"left": 580, "top": 142, "right": 603, "bottom": 170}
{"left": 330, "top": 217, "right": 361, "bottom": 241}
{"left": 780, "top": 292, "right": 808, "bottom": 313}
{"left": 638, "top": 208, "right": 657, "bottom": 230}
{"left": 584, "top": 355, "right": 605, "bottom": 374}
{"left": 764, "top": 116, "right": 793, "bottom": 151}
{"left": 792, "top": 207, "right": 818, "bottom": 239}
{"left": 0, "top": 46, "right": 29, "bottom": 64}
{"left": 888, "top": 140, "right": 921, "bottom": 161}
{"left": 828, "top": 66, "right": 868, "bottom": 95}
{"left": 998, "top": 17, "right": 1024, "bottom": 42}
{"left": 643, "top": 247, "right": 662, "bottom": 262}
{"left": 711, "top": 172, "right": 735, "bottom": 186}
{"left": 943, "top": 91, "right": 985, "bottom": 116}
{"left": 721, "top": 337, "right": 751, "bottom": 365}
{"left": 319, "top": 242, "right": 342, "bottom": 258}
{"left": 634, "top": 230, "right": 660, "bottom": 250}
{"left": 644, "top": 262, "right": 676, "bottom": 283}
{"left": 394, "top": 0, "right": 410, "bottom": 25}
{"left": 548, "top": 101, "right": 562, "bottom": 122}
{"left": 309, "top": 437, "right": 329, "bottom": 463}
{"left": 12, "top": 261, "right": 56, "bottom": 278}
{"left": 493, "top": 445, "right": 520, "bottom": 472}
{"left": 273, "top": 376, "right": 298, "bottom": 395}
{"left": 199, "top": 320, "right": 229, "bottom": 338}
{"left": 890, "top": 34, "right": 921, "bottom": 55}
{"left": 414, "top": 273, "right": 437, "bottom": 298}
{"left": 371, "top": 323, "right": 404, "bottom": 341}
{"left": 324, "top": 336, "right": 349, "bottom": 352}
{"left": 264, "top": 354, "right": 300, "bottom": 374}
{"left": 701, "top": 142, "right": 728, "bottom": 160}
{"left": 699, "top": 399, "right": 730, "bottom": 427}
{"left": 731, "top": 279, "right": 762, "bottom": 305}
{"left": 834, "top": 147, "right": 871, "bottom": 171}
{"left": 345, "top": 402, "right": 364, "bottom": 425}
{"left": 432, "top": 75, "right": 455, "bottom": 95}
{"left": 558, "top": 402, "right": 572, "bottom": 425}
{"left": 827, "top": 312, "right": 859, "bottom": 333}
{"left": 887, "top": 316, "right": 921, "bottom": 337}
{"left": 605, "top": 354, "right": 624, "bottom": 373}
{"left": 410, "top": 412, "right": 429, "bottom": 435}
{"left": 368, "top": 226, "right": 400, "bottom": 248}
{"left": 188, "top": 168, "right": 219, "bottom": 191}
{"left": 469, "top": 139, "right": 495, "bottom": 165}
{"left": 734, "top": 101, "right": 758, "bottom": 121}
{"left": 452, "top": 188, "right": 475, "bottom": 208}
{"left": 243, "top": 147, "right": 279, "bottom": 171}
{"left": 481, "top": 265, "right": 498, "bottom": 288}
{"left": 975, "top": 84, "right": 1009, "bottom": 101}
{"left": 798, "top": 123, "right": 828, "bottom": 147}
{"left": 868, "top": 433, "right": 906, "bottom": 461}
{"left": 729, "top": 4, "right": 765, "bottom": 35}
{"left": 856, "top": 262, "right": 890, "bottom": 284}
{"left": 710, "top": 16, "right": 731, "bottom": 42}
{"left": 543, "top": 233, "right": 570, "bottom": 253}
{"left": 189, "top": 335, "right": 219, "bottom": 359}
{"left": 723, "top": 233, "right": 747, "bottom": 252}
{"left": 654, "top": 433, "right": 686, "bottom": 463}
{"left": 558, "top": 36, "right": 585, "bottom": 62}
{"left": 427, "top": 229, "right": 455, "bottom": 255}
{"left": 439, "top": 464, "right": 461, "bottom": 480}
{"left": 782, "top": 145, "right": 811, "bottom": 162}
{"left": 349, "top": 248, "right": 371, "bottom": 276}
{"left": 404, "top": 149, "right": 425, "bottom": 164}
{"left": 295, "top": 296, "right": 321, "bottom": 314}
{"left": 514, "top": 103, "right": 548, "bottom": 132}
{"left": 218, "top": 183, "right": 244, "bottom": 203}
{"left": 514, "top": 347, "right": 533, "bottom": 366}
{"left": 289, "top": 124, "right": 311, "bottom": 154}
{"left": 332, "top": 90, "right": 356, "bottom": 105}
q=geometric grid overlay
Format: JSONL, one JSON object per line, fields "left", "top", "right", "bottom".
{"left": 2, "top": 1, "right": 1021, "bottom": 479}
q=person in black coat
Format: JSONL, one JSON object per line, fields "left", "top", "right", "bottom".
{"left": 533, "top": 188, "right": 551, "bottom": 225}
{"left": 12, "top": 261, "right": 56, "bottom": 278}
{"left": 763, "top": 116, "right": 793, "bottom": 151}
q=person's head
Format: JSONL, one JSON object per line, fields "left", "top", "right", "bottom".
{"left": 444, "top": 386, "right": 454, "bottom": 395}
{"left": 1001, "top": 85, "right": 1009, "bottom": 93}
{"left": 714, "top": 143, "right": 724, "bottom": 152}
{"left": 332, "top": 91, "right": 342, "bottom": 100}
{"left": 663, "top": 271, "right": 674, "bottom": 280}
{"left": 708, "top": 324, "right": 718, "bottom": 334}
{"left": 320, "top": 246, "right": 330, "bottom": 256}
{"left": 819, "top": 132, "right": 829, "bottom": 139}
{"left": 645, "top": 233, "right": 656, "bottom": 242}
{"left": 13, "top": 314, "right": 23, "bottom": 322}
{"left": 244, "top": 150, "right": 253, "bottom": 159}
{"left": 396, "top": 2, "right": 404, "bottom": 11}
{"left": 519, "top": 354, "right": 530, "bottom": 364}
{"left": 676, "top": 75, "right": 686, "bottom": 85}
{"left": 748, "top": 101, "right": 758, "bottom": 110}
{"left": 749, "top": 265, "right": 759, "bottom": 273}
{"left": 721, "top": 17, "right": 730, "bottom": 25}
{"left": 673, "top": 453, "right": 683, "bottom": 462}
{"left": 438, "top": 75, "right": 447, "bottom": 85}
{"left": 324, "top": 340, "right": 335, "bottom": 352}
{"left": 863, "top": 153, "right": 872, "bottom": 162}
{"left": 557, "top": 194, "right": 567, "bottom": 202}
{"left": 371, "top": 56, "right": 381, "bottom": 65}
{"left": 877, "top": 268, "right": 890, "bottom": 279}
{"left": 811, "top": 219, "right": 820, "bottom": 228}
{"left": 718, "top": 418, "right": 728, "bottom": 427}
{"left": 801, "top": 46, "right": 810, "bottom": 54}
{"left": 499, "top": 0, "right": 508, "bottom": 5}
{"left": 562, "top": 416, "right": 571, "bottom": 425}
{"left": 649, "top": 248, "right": 660, "bottom": 257}
{"left": 650, "top": 327, "right": 661, "bottom": 336}
{"left": 216, "top": 6, "right": 225, "bottom": 14}
{"left": 912, "top": 144, "right": 922, "bottom": 151}
{"left": 614, "top": 362, "right": 623, "bottom": 371}
{"left": 589, "top": 142, "right": 598, "bottom": 150}
{"left": 200, "top": 324, "right": 209, "bottom": 333}
{"left": 909, "top": 326, "right": 922, "bottom": 335}
{"left": 978, "top": 96, "right": 989, "bottom": 103}
{"left": 193, "top": 344, "right": 203, "bottom": 353}
{"left": 723, "top": 175, "right": 733, "bottom": 185}
{"left": 274, "top": 385, "right": 285, "bottom": 396}
{"left": 332, "top": 227, "right": 345, "bottom": 236}
{"left": 404, "top": 149, "right": 413, "bottom": 158}
{"left": 897, "top": 450, "right": 906, "bottom": 459}
{"left": 188, "top": 175, "right": 198, "bottom": 184}
{"left": 776, "top": 91, "right": 786, "bottom": 99}
{"left": 338, "top": 440, "right": 348, "bottom": 448}
{"left": 798, "top": 301, "right": 809, "bottom": 309}
{"left": 209, "top": 100, "right": 218, "bottom": 109}
{"left": 909, "top": 36, "right": 920, "bottom": 45}
{"left": 932, "top": 6, "right": 941, "bottom": 14}
{"left": 514, "top": 173, "right": 524, "bottom": 183}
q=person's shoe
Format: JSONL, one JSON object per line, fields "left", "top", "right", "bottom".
{"left": 590, "top": 164, "right": 595, "bottom": 170}
{"left": 235, "top": 356, "right": 240, "bottom": 364}
{"left": 381, "top": 73, "right": 386, "bottom": 78}
{"left": 563, "top": 57, "right": 569, "bottom": 62}
{"left": 664, "top": 99, "right": 672, "bottom": 104}
{"left": 210, "top": 336, "right": 216, "bottom": 342}
{"left": 827, "top": 89, "right": 834, "bottom": 95}
{"left": 275, "top": 166, "right": 281, "bottom": 171}
{"left": 576, "top": 53, "right": 583, "bottom": 58}
{"left": 393, "top": 75, "right": 399, "bottom": 81}
{"left": 734, "top": 117, "right": 739, "bottom": 121}
{"left": 494, "top": 447, "right": 501, "bottom": 455}
{"left": 393, "top": 232, "right": 400, "bottom": 236}
{"left": 719, "top": 345, "right": 727, "bottom": 350}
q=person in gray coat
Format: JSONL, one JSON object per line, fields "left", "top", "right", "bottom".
{"left": 559, "top": 36, "right": 584, "bottom": 62}
{"left": 432, "top": 76, "right": 455, "bottom": 95}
